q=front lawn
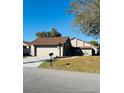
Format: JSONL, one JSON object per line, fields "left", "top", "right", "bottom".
{"left": 38, "top": 56, "right": 100, "bottom": 73}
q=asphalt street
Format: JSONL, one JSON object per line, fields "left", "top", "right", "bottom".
{"left": 23, "top": 67, "right": 100, "bottom": 93}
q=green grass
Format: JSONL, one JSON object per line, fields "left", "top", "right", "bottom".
{"left": 38, "top": 56, "right": 100, "bottom": 73}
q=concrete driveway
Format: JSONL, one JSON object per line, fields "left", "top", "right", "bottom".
{"left": 23, "top": 67, "right": 100, "bottom": 93}
{"left": 23, "top": 56, "right": 50, "bottom": 63}
{"left": 23, "top": 56, "right": 50, "bottom": 67}
{"left": 23, "top": 61, "right": 44, "bottom": 67}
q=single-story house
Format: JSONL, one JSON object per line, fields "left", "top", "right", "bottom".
{"left": 23, "top": 41, "right": 31, "bottom": 56}
{"left": 71, "top": 38, "right": 99, "bottom": 56}
{"left": 30, "top": 37, "right": 72, "bottom": 57}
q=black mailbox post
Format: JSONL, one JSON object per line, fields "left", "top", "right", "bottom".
{"left": 49, "top": 53, "right": 53, "bottom": 67}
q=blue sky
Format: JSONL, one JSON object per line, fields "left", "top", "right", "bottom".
{"left": 23, "top": 0, "right": 99, "bottom": 42}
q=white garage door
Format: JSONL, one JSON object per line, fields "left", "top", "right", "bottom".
{"left": 81, "top": 49, "right": 92, "bottom": 56}
{"left": 36, "top": 46, "right": 59, "bottom": 57}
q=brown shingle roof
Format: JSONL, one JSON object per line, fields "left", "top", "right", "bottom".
{"left": 74, "top": 46, "right": 92, "bottom": 49}
{"left": 30, "top": 37, "right": 69, "bottom": 45}
{"left": 79, "top": 46, "right": 92, "bottom": 49}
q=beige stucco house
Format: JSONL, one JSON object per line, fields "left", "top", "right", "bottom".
{"left": 71, "top": 38, "right": 98, "bottom": 56}
{"left": 30, "top": 37, "right": 71, "bottom": 57}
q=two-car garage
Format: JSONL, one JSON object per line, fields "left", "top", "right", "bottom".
{"left": 35, "top": 45, "right": 60, "bottom": 57}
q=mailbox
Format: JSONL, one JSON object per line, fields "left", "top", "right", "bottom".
{"left": 49, "top": 53, "right": 53, "bottom": 67}
{"left": 49, "top": 53, "right": 53, "bottom": 56}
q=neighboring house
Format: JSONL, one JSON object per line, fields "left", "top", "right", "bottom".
{"left": 30, "top": 37, "right": 72, "bottom": 57}
{"left": 71, "top": 38, "right": 98, "bottom": 56}
{"left": 23, "top": 41, "right": 31, "bottom": 56}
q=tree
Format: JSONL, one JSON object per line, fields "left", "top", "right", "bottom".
{"left": 36, "top": 32, "right": 47, "bottom": 38}
{"left": 47, "top": 32, "right": 51, "bottom": 37}
{"left": 68, "top": 0, "right": 100, "bottom": 38}
{"left": 35, "top": 28, "right": 62, "bottom": 38}
{"left": 36, "top": 32, "right": 41, "bottom": 38}
{"left": 88, "top": 40, "right": 99, "bottom": 46}
{"left": 50, "top": 28, "right": 62, "bottom": 37}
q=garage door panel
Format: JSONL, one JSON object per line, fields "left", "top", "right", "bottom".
{"left": 81, "top": 49, "right": 92, "bottom": 56}
{"left": 36, "top": 46, "right": 59, "bottom": 57}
